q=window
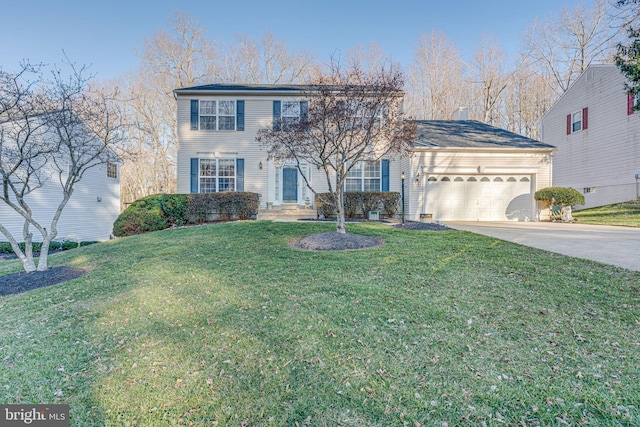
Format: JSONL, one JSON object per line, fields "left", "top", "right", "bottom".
{"left": 345, "top": 161, "right": 381, "bottom": 191}
{"left": 567, "top": 108, "right": 588, "bottom": 134}
{"left": 106, "top": 162, "right": 117, "bottom": 179}
{"left": 282, "top": 101, "right": 301, "bottom": 128}
{"left": 571, "top": 111, "right": 582, "bottom": 132}
{"left": 198, "top": 100, "right": 236, "bottom": 131}
{"left": 342, "top": 100, "right": 383, "bottom": 130}
{"left": 583, "top": 187, "right": 596, "bottom": 194}
{"left": 198, "top": 159, "right": 235, "bottom": 193}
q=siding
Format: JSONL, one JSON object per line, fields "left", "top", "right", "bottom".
{"left": 542, "top": 65, "right": 640, "bottom": 208}
{"left": 0, "top": 163, "right": 120, "bottom": 242}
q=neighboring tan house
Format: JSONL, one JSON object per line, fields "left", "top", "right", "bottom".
{"left": 0, "top": 121, "right": 121, "bottom": 243}
{"left": 174, "top": 84, "right": 555, "bottom": 222}
{"left": 541, "top": 64, "right": 640, "bottom": 209}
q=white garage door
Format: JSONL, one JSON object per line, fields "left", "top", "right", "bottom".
{"left": 423, "top": 175, "right": 533, "bottom": 221}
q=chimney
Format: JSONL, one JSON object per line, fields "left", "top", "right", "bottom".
{"left": 451, "top": 107, "right": 469, "bottom": 121}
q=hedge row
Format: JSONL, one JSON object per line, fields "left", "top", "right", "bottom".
{"left": 113, "top": 192, "right": 260, "bottom": 237}
{"left": 0, "top": 241, "right": 97, "bottom": 255}
{"left": 314, "top": 191, "right": 401, "bottom": 219}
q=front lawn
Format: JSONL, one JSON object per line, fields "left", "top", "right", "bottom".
{"left": 1, "top": 222, "right": 639, "bottom": 426}
{"left": 573, "top": 202, "right": 640, "bottom": 227}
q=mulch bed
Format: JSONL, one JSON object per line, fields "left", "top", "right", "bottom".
{"left": 393, "top": 222, "right": 451, "bottom": 231}
{"left": 292, "top": 232, "right": 383, "bottom": 251}
{"left": 0, "top": 266, "right": 90, "bottom": 296}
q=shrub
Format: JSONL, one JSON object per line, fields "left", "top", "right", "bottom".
{"left": 380, "top": 192, "right": 401, "bottom": 218}
{"left": 113, "top": 195, "right": 167, "bottom": 237}
{"left": 186, "top": 193, "right": 218, "bottom": 224}
{"left": 315, "top": 193, "right": 337, "bottom": 218}
{"left": 314, "top": 192, "right": 401, "bottom": 219}
{"left": 534, "top": 187, "right": 585, "bottom": 209}
{"left": 161, "top": 194, "right": 189, "bottom": 226}
{"left": 0, "top": 241, "right": 97, "bottom": 254}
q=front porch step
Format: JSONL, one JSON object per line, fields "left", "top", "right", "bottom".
{"left": 257, "top": 208, "right": 317, "bottom": 221}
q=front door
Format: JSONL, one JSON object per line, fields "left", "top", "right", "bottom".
{"left": 283, "top": 168, "right": 298, "bottom": 203}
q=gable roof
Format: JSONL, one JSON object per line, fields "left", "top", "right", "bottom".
{"left": 174, "top": 84, "right": 315, "bottom": 95}
{"left": 414, "top": 120, "right": 555, "bottom": 150}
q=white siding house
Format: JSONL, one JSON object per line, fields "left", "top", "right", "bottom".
{"left": 541, "top": 64, "right": 640, "bottom": 208}
{"left": 174, "top": 84, "right": 556, "bottom": 222}
{"left": 0, "top": 119, "right": 121, "bottom": 243}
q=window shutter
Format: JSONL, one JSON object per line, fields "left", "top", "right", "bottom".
{"left": 300, "top": 101, "right": 308, "bottom": 122}
{"left": 582, "top": 107, "right": 588, "bottom": 130}
{"left": 190, "top": 158, "right": 199, "bottom": 193}
{"left": 629, "top": 93, "right": 635, "bottom": 115}
{"left": 236, "top": 100, "right": 245, "bottom": 131}
{"left": 236, "top": 158, "right": 244, "bottom": 192}
{"left": 381, "top": 159, "right": 390, "bottom": 192}
{"left": 190, "top": 100, "right": 199, "bottom": 130}
{"left": 273, "top": 101, "right": 281, "bottom": 130}
{"left": 566, "top": 114, "right": 571, "bottom": 135}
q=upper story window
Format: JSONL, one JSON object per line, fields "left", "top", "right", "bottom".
{"left": 191, "top": 100, "right": 244, "bottom": 131}
{"left": 106, "top": 162, "right": 118, "bottom": 179}
{"left": 273, "top": 100, "right": 307, "bottom": 130}
{"left": 572, "top": 111, "right": 582, "bottom": 132}
{"left": 566, "top": 107, "right": 588, "bottom": 135}
{"left": 346, "top": 161, "right": 381, "bottom": 192}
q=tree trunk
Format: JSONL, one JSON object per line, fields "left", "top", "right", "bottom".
{"left": 335, "top": 187, "right": 346, "bottom": 234}
{"left": 37, "top": 235, "right": 52, "bottom": 271}
{"left": 561, "top": 205, "right": 573, "bottom": 223}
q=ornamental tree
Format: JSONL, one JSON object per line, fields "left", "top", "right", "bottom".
{"left": 534, "top": 186, "right": 585, "bottom": 222}
{"left": 257, "top": 62, "right": 416, "bottom": 234}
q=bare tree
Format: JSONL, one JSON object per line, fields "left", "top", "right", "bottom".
{"left": 468, "top": 37, "right": 510, "bottom": 126}
{"left": 406, "top": 31, "right": 469, "bottom": 120}
{"left": 257, "top": 63, "right": 416, "bottom": 234}
{"left": 221, "top": 30, "right": 317, "bottom": 84}
{"left": 525, "top": 0, "right": 622, "bottom": 94}
{"left": 0, "top": 62, "right": 123, "bottom": 272}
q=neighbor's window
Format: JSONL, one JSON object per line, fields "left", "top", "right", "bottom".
{"left": 199, "top": 158, "right": 235, "bottom": 193}
{"left": 199, "top": 100, "right": 236, "bottom": 131}
{"left": 572, "top": 111, "right": 582, "bottom": 132}
{"left": 346, "top": 161, "right": 381, "bottom": 192}
{"left": 106, "top": 162, "right": 117, "bottom": 179}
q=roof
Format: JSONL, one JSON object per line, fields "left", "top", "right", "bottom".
{"left": 413, "top": 120, "right": 555, "bottom": 150}
{"left": 174, "top": 84, "right": 315, "bottom": 94}
{"left": 174, "top": 83, "right": 404, "bottom": 97}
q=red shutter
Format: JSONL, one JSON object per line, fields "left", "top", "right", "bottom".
{"left": 629, "top": 93, "right": 635, "bottom": 115}
{"left": 567, "top": 114, "right": 571, "bottom": 135}
{"left": 582, "top": 107, "right": 588, "bottom": 130}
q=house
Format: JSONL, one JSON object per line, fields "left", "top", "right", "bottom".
{"left": 0, "top": 119, "right": 121, "bottom": 243}
{"left": 174, "top": 84, "right": 555, "bottom": 222}
{"left": 541, "top": 64, "right": 640, "bottom": 209}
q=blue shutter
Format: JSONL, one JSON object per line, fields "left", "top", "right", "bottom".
{"left": 273, "top": 101, "right": 281, "bottom": 130}
{"left": 381, "top": 159, "right": 390, "bottom": 192}
{"left": 300, "top": 100, "right": 308, "bottom": 122}
{"left": 190, "top": 158, "right": 199, "bottom": 193}
{"left": 190, "top": 100, "right": 199, "bottom": 130}
{"left": 236, "top": 158, "right": 244, "bottom": 192}
{"left": 236, "top": 100, "right": 244, "bottom": 131}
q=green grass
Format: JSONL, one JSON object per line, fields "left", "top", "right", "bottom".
{"left": 1, "top": 221, "right": 639, "bottom": 426}
{"left": 573, "top": 202, "right": 640, "bottom": 227}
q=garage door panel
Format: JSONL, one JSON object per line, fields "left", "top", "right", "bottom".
{"left": 424, "top": 175, "right": 532, "bottom": 221}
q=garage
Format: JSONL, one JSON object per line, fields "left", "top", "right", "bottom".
{"left": 423, "top": 174, "right": 533, "bottom": 221}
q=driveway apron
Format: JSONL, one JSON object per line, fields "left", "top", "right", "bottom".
{"left": 446, "top": 221, "right": 640, "bottom": 272}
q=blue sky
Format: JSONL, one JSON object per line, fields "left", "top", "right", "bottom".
{"left": 1, "top": 0, "right": 585, "bottom": 81}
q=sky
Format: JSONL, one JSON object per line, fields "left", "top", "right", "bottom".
{"left": 1, "top": 0, "right": 587, "bottom": 82}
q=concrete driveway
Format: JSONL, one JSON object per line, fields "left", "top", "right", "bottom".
{"left": 447, "top": 221, "right": 640, "bottom": 272}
